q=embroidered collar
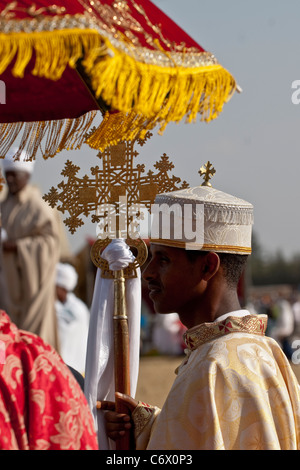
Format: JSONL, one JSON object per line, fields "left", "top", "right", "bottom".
{"left": 183, "top": 314, "right": 268, "bottom": 351}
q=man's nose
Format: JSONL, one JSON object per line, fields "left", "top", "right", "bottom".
{"left": 142, "top": 259, "right": 155, "bottom": 281}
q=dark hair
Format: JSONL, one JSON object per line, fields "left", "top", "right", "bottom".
{"left": 218, "top": 253, "right": 248, "bottom": 288}
{"left": 185, "top": 250, "right": 248, "bottom": 288}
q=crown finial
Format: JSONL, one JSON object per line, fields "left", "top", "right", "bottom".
{"left": 199, "top": 161, "right": 216, "bottom": 187}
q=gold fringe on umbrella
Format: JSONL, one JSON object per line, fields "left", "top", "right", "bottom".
{"left": 0, "top": 25, "right": 237, "bottom": 155}
{"left": 0, "top": 29, "right": 105, "bottom": 80}
{"left": 85, "top": 39, "right": 236, "bottom": 124}
{"left": 85, "top": 110, "right": 156, "bottom": 152}
{"left": 0, "top": 111, "right": 97, "bottom": 160}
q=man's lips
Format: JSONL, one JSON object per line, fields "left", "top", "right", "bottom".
{"left": 148, "top": 283, "right": 162, "bottom": 298}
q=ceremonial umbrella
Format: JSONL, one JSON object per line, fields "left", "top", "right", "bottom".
{"left": 0, "top": 0, "right": 238, "bottom": 159}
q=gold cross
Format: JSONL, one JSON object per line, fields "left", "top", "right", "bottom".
{"left": 199, "top": 161, "right": 216, "bottom": 187}
{"left": 43, "top": 133, "right": 189, "bottom": 236}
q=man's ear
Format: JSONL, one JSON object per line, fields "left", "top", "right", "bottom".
{"left": 201, "top": 252, "right": 220, "bottom": 281}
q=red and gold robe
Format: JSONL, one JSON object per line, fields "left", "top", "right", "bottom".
{"left": 0, "top": 311, "right": 98, "bottom": 450}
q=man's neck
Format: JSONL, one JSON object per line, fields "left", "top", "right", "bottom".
{"left": 179, "top": 289, "right": 242, "bottom": 329}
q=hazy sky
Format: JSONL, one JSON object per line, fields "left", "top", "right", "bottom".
{"left": 30, "top": 0, "right": 300, "bottom": 258}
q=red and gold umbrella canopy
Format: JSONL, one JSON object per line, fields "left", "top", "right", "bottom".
{"left": 0, "top": 0, "right": 238, "bottom": 158}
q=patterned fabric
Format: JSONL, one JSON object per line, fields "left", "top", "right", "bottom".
{"left": 184, "top": 314, "right": 268, "bottom": 350}
{"left": 0, "top": 311, "right": 98, "bottom": 450}
{"left": 132, "top": 401, "right": 160, "bottom": 451}
{"left": 133, "top": 402, "right": 159, "bottom": 437}
{"left": 133, "top": 314, "right": 300, "bottom": 450}
{"left": 151, "top": 185, "right": 253, "bottom": 254}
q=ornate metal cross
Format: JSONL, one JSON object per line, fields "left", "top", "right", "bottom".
{"left": 43, "top": 132, "right": 189, "bottom": 275}
{"left": 199, "top": 160, "right": 216, "bottom": 187}
{"left": 44, "top": 132, "right": 189, "bottom": 236}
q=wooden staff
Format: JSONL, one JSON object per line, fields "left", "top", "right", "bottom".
{"left": 113, "top": 266, "right": 132, "bottom": 450}
{"left": 112, "top": 207, "right": 132, "bottom": 450}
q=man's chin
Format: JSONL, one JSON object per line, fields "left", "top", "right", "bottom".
{"left": 153, "top": 304, "right": 175, "bottom": 315}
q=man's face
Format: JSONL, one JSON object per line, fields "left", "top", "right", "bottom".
{"left": 5, "top": 170, "right": 30, "bottom": 195}
{"left": 142, "top": 244, "right": 204, "bottom": 315}
{"left": 56, "top": 285, "right": 68, "bottom": 304}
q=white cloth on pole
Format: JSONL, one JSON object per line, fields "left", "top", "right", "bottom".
{"left": 84, "top": 239, "right": 141, "bottom": 449}
{"left": 55, "top": 292, "right": 90, "bottom": 374}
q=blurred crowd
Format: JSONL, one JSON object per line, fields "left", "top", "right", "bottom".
{"left": 247, "top": 291, "right": 300, "bottom": 360}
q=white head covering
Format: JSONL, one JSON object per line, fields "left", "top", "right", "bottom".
{"left": 2, "top": 147, "right": 35, "bottom": 175}
{"left": 150, "top": 185, "right": 253, "bottom": 254}
{"left": 56, "top": 263, "right": 78, "bottom": 292}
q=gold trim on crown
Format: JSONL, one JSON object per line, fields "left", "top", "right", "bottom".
{"left": 150, "top": 238, "right": 251, "bottom": 254}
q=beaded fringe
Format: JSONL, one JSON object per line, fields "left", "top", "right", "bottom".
{"left": 0, "top": 112, "right": 97, "bottom": 160}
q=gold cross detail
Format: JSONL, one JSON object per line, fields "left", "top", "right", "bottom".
{"left": 199, "top": 161, "right": 216, "bottom": 187}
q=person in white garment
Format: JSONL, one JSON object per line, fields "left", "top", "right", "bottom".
{"left": 55, "top": 262, "right": 90, "bottom": 374}
{"left": 152, "top": 312, "right": 186, "bottom": 355}
{"left": 100, "top": 173, "right": 300, "bottom": 450}
{"left": 267, "top": 295, "right": 294, "bottom": 346}
{"left": 1, "top": 148, "right": 60, "bottom": 349}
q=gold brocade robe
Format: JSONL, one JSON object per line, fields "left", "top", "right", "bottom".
{"left": 133, "top": 314, "right": 300, "bottom": 450}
